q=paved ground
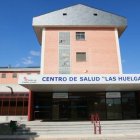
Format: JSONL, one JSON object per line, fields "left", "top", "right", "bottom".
{"left": 0, "top": 134, "right": 140, "bottom": 140}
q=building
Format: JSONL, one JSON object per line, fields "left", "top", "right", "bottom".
{"left": 0, "top": 67, "right": 39, "bottom": 121}
{"left": 0, "top": 4, "right": 140, "bottom": 121}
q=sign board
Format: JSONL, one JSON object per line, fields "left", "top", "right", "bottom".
{"left": 18, "top": 74, "right": 140, "bottom": 85}
{"left": 106, "top": 92, "right": 121, "bottom": 98}
{"left": 53, "top": 93, "right": 68, "bottom": 99}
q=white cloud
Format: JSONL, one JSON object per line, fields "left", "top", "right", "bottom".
{"left": 30, "top": 50, "right": 40, "bottom": 56}
{"left": 15, "top": 63, "right": 20, "bottom": 67}
{"left": 15, "top": 50, "right": 40, "bottom": 67}
{"left": 22, "top": 56, "right": 34, "bottom": 65}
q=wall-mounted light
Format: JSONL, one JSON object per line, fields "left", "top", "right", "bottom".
{"left": 6, "top": 86, "right": 14, "bottom": 95}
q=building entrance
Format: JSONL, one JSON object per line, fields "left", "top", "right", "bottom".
{"left": 33, "top": 92, "right": 106, "bottom": 121}
{"left": 106, "top": 98, "right": 122, "bottom": 120}
{"left": 52, "top": 100, "right": 70, "bottom": 120}
{"left": 33, "top": 92, "right": 138, "bottom": 121}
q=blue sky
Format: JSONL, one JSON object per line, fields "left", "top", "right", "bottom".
{"left": 0, "top": 0, "right": 140, "bottom": 73}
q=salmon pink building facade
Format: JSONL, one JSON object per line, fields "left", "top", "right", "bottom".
{"left": 43, "top": 28, "right": 121, "bottom": 74}
{"left": 0, "top": 4, "right": 140, "bottom": 121}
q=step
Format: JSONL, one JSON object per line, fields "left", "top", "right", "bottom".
{"left": 2, "top": 120, "right": 140, "bottom": 136}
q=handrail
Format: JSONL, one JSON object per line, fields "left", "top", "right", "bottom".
{"left": 91, "top": 113, "right": 101, "bottom": 134}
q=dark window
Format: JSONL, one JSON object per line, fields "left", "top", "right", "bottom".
{"left": 1, "top": 73, "right": 6, "bottom": 78}
{"left": 17, "top": 101, "right": 23, "bottom": 106}
{"left": 0, "top": 101, "right": 1, "bottom": 106}
{"left": 24, "top": 101, "right": 28, "bottom": 106}
{"left": 10, "top": 101, "right": 16, "bottom": 106}
{"left": 12, "top": 73, "right": 17, "bottom": 78}
{"left": 76, "top": 52, "right": 86, "bottom": 62}
{"left": 93, "top": 13, "right": 98, "bottom": 16}
{"left": 3, "top": 100, "right": 9, "bottom": 106}
{"left": 63, "top": 13, "right": 67, "bottom": 16}
{"left": 76, "top": 32, "right": 85, "bottom": 40}
{"left": 122, "top": 92, "right": 137, "bottom": 119}
{"left": 122, "top": 92, "right": 135, "bottom": 98}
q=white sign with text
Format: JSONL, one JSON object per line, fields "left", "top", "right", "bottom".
{"left": 53, "top": 93, "right": 68, "bottom": 98}
{"left": 18, "top": 74, "right": 140, "bottom": 84}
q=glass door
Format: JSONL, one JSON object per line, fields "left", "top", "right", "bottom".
{"left": 106, "top": 98, "right": 122, "bottom": 120}
{"left": 122, "top": 92, "right": 137, "bottom": 119}
{"left": 69, "top": 99, "right": 88, "bottom": 121}
{"left": 52, "top": 100, "right": 70, "bottom": 121}
{"left": 59, "top": 101, "right": 69, "bottom": 120}
{"left": 52, "top": 103, "right": 59, "bottom": 120}
{"left": 88, "top": 98, "right": 106, "bottom": 120}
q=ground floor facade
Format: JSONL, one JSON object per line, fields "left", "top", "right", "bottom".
{"left": 29, "top": 91, "right": 140, "bottom": 121}
{"left": 1, "top": 74, "right": 140, "bottom": 121}
{"left": 0, "top": 90, "right": 140, "bottom": 121}
{"left": 0, "top": 93, "right": 28, "bottom": 116}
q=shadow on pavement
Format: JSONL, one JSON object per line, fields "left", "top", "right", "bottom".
{"left": 0, "top": 122, "right": 39, "bottom": 140}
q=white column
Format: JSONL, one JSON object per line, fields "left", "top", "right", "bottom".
{"left": 40, "top": 28, "right": 46, "bottom": 74}
{"left": 115, "top": 28, "right": 122, "bottom": 74}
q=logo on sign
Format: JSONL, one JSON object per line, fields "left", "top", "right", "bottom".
{"left": 24, "top": 77, "right": 29, "bottom": 82}
{"left": 22, "top": 76, "right": 37, "bottom": 84}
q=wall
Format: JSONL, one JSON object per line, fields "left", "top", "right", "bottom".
{"left": 42, "top": 27, "right": 120, "bottom": 74}
{"left": 0, "top": 71, "right": 39, "bottom": 84}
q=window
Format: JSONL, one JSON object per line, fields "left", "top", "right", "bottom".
{"left": 63, "top": 13, "right": 67, "bottom": 16}
{"left": 1, "top": 73, "right": 6, "bottom": 78}
{"left": 76, "top": 32, "right": 85, "bottom": 40}
{"left": 76, "top": 52, "right": 86, "bottom": 62}
{"left": 12, "top": 73, "right": 17, "bottom": 78}
{"left": 121, "top": 92, "right": 137, "bottom": 119}
{"left": 93, "top": 13, "right": 98, "bottom": 16}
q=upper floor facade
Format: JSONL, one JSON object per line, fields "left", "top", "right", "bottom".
{"left": 39, "top": 27, "right": 122, "bottom": 74}
{"left": 33, "top": 4, "right": 127, "bottom": 75}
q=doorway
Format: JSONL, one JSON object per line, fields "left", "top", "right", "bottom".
{"left": 106, "top": 98, "right": 122, "bottom": 120}
{"left": 52, "top": 100, "right": 70, "bottom": 121}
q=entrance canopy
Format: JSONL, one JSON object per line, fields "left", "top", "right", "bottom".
{"left": 18, "top": 74, "right": 140, "bottom": 92}
{"left": 19, "top": 83, "right": 140, "bottom": 92}
{"left": 0, "top": 84, "right": 29, "bottom": 93}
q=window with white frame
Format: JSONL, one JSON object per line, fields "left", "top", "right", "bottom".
{"left": 76, "top": 32, "right": 85, "bottom": 40}
{"left": 1, "top": 73, "right": 6, "bottom": 78}
{"left": 76, "top": 52, "right": 86, "bottom": 62}
{"left": 12, "top": 73, "right": 17, "bottom": 78}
